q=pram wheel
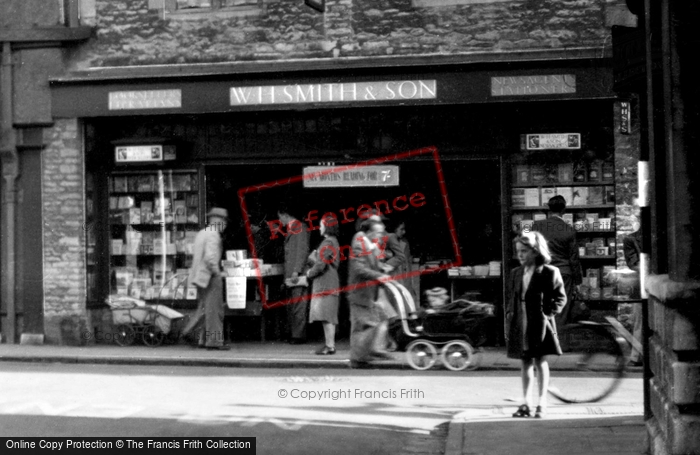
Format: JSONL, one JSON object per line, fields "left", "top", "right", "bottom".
{"left": 142, "top": 326, "right": 164, "bottom": 347}
{"left": 440, "top": 341, "right": 475, "bottom": 371}
{"left": 114, "top": 324, "right": 135, "bottom": 346}
{"left": 405, "top": 340, "right": 438, "bottom": 370}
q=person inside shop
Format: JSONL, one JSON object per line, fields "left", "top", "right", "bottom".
{"left": 390, "top": 220, "right": 417, "bottom": 303}
{"left": 532, "top": 195, "right": 582, "bottom": 326}
{"left": 348, "top": 213, "right": 394, "bottom": 368}
{"left": 507, "top": 231, "right": 566, "bottom": 418}
{"left": 305, "top": 215, "right": 340, "bottom": 355}
{"left": 623, "top": 222, "right": 644, "bottom": 366}
{"left": 278, "top": 203, "right": 310, "bottom": 345}
{"left": 181, "top": 207, "right": 230, "bottom": 351}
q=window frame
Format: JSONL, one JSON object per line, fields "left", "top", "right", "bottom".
{"left": 158, "top": 0, "right": 278, "bottom": 19}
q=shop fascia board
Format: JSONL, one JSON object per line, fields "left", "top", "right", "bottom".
{"left": 49, "top": 46, "right": 609, "bottom": 84}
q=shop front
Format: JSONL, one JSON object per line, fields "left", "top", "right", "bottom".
{"left": 49, "top": 59, "right": 632, "bottom": 346}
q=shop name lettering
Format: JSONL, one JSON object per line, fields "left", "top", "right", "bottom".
{"left": 491, "top": 75, "right": 576, "bottom": 96}
{"left": 230, "top": 80, "right": 437, "bottom": 106}
{"left": 108, "top": 90, "right": 182, "bottom": 110}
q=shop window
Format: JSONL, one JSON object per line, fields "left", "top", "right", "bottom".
{"left": 153, "top": 0, "right": 278, "bottom": 19}
{"left": 107, "top": 170, "right": 201, "bottom": 304}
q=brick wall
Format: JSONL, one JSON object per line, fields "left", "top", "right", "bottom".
{"left": 646, "top": 275, "right": 700, "bottom": 455}
{"left": 70, "top": 0, "right": 627, "bottom": 68}
{"left": 42, "top": 119, "right": 89, "bottom": 345}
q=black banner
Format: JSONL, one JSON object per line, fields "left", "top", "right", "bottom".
{"left": 2, "top": 438, "right": 255, "bottom": 454}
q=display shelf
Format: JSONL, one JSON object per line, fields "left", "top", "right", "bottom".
{"left": 581, "top": 298, "right": 644, "bottom": 304}
{"left": 512, "top": 204, "right": 614, "bottom": 211}
{"left": 110, "top": 190, "right": 199, "bottom": 194}
{"left": 108, "top": 169, "right": 200, "bottom": 301}
{"left": 110, "top": 223, "right": 200, "bottom": 226}
{"left": 512, "top": 181, "right": 612, "bottom": 188}
{"left": 447, "top": 275, "right": 501, "bottom": 280}
{"left": 111, "top": 253, "right": 183, "bottom": 256}
{"left": 580, "top": 255, "right": 616, "bottom": 260}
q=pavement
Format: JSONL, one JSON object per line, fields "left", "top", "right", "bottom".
{"left": 0, "top": 341, "right": 647, "bottom": 455}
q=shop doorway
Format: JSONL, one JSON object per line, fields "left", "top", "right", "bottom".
{"left": 206, "top": 158, "right": 503, "bottom": 343}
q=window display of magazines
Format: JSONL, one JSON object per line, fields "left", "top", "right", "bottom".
{"left": 108, "top": 169, "right": 201, "bottom": 302}
{"left": 510, "top": 156, "right": 623, "bottom": 301}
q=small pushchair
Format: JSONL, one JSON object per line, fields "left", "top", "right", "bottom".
{"left": 106, "top": 293, "right": 185, "bottom": 347}
{"left": 383, "top": 282, "right": 495, "bottom": 371}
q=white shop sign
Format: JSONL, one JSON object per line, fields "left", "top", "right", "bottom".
{"left": 230, "top": 80, "right": 437, "bottom": 106}
{"left": 526, "top": 133, "right": 581, "bottom": 150}
{"left": 303, "top": 165, "right": 400, "bottom": 188}
{"left": 226, "top": 277, "right": 247, "bottom": 309}
{"left": 108, "top": 89, "right": 182, "bottom": 110}
{"left": 115, "top": 145, "right": 163, "bottom": 163}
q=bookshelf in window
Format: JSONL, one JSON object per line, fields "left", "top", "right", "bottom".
{"left": 509, "top": 153, "right": 621, "bottom": 303}
{"left": 108, "top": 170, "right": 201, "bottom": 303}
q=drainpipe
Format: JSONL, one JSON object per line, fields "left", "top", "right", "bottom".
{"left": 0, "top": 41, "right": 18, "bottom": 344}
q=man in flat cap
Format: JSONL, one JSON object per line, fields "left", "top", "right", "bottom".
{"left": 182, "top": 207, "right": 230, "bottom": 350}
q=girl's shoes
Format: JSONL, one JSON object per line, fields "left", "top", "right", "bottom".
{"left": 534, "top": 406, "right": 546, "bottom": 418}
{"left": 315, "top": 346, "right": 336, "bottom": 355}
{"left": 512, "top": 404, "right": 531, "bottom": 418}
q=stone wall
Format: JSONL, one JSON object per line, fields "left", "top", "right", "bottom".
{"left": 646, "top": 275, "right": 700, "bottom": 455}
{"left": 612, "top": 99, "right": 640, "bottom": 329}
{"left": 70, "top": 0, "right": 627, "bottom": 68}
{"left": 42, "top": 119, "right": 89, "bottom": 345}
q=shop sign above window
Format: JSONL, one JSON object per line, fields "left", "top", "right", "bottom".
{"left": 115, "top": 145, "right": 177, "bottom": 163}
{"left": 108, "top": 90, "right": 182, "bottom": 110}
{"left": 230, "top": 80, "right": 437, "bottom": 106}
{"left": 303, "top": 165, "right": 400, "bottom": 188}
{"left": 525, "top": 133, "right": 581, "bottom": 150}
{"left": 491, "top": 74, "right": 576, "bottom": 97}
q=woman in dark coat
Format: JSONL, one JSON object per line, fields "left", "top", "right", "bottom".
{"left": 305, "top": 216, "right": 340, "bottom": 355}
{"left": 506, "top": 231, "right": 566, "bottom": 418}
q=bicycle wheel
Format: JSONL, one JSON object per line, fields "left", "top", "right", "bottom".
{"left": 548, "top": 324, "right": 626, "bottom": 403}
{"left": 405, "top": 340, "right": 438, "bottom": 370}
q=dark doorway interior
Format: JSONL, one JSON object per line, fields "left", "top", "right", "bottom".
{"left": 206, "top": 158, "right": 502, "bottom": 341}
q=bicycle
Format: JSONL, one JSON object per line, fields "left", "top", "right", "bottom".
{"left": 547, "top": 311, "right": 642, "bottom": 404}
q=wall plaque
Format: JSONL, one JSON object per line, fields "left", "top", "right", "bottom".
{"left": 491, "top": 75, "right": 576, "bottom": 96}
{"left": 108, "top": 89, "right": 182, "bottom": 110}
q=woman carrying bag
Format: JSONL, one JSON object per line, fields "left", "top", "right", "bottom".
{"left": 305, "top": 216, "right": 341, "bottom": 355}
{"left": 506, "top": 231, "right": 567, "bottom": 418}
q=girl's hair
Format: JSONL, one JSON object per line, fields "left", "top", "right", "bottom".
{"left": 515, "top": 231, "right": 552, "bottom": 265}
{"left": 321, "top": 215, "right": 340, "bottom": 236}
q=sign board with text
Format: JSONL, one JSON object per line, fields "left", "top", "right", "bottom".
{"left": 115, "top": 145, "right": 163, "bottom": 163}
{"left": 230, "top": 81, "right": 436, "bottom": 106}
{"left": 526, "top": 133, "right": 581, "bottom": 150}
{"left": 108, "top": 90, "right": 182, "bottom": 110}
{"left": 226, "top": 277, "right": 247, "bottom": 309}
{"left": 491, "top": 75, "right": 576, "bottom": 97}
{"left": 303, "top": 165, "right": 400, "bottom": 188}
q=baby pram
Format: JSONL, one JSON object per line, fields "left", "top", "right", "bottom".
{"left": 106, "top": 295, "right": 185, "bottom": 347}
{"left": 382, "top": 282, "right": 495, "bottom": 371}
